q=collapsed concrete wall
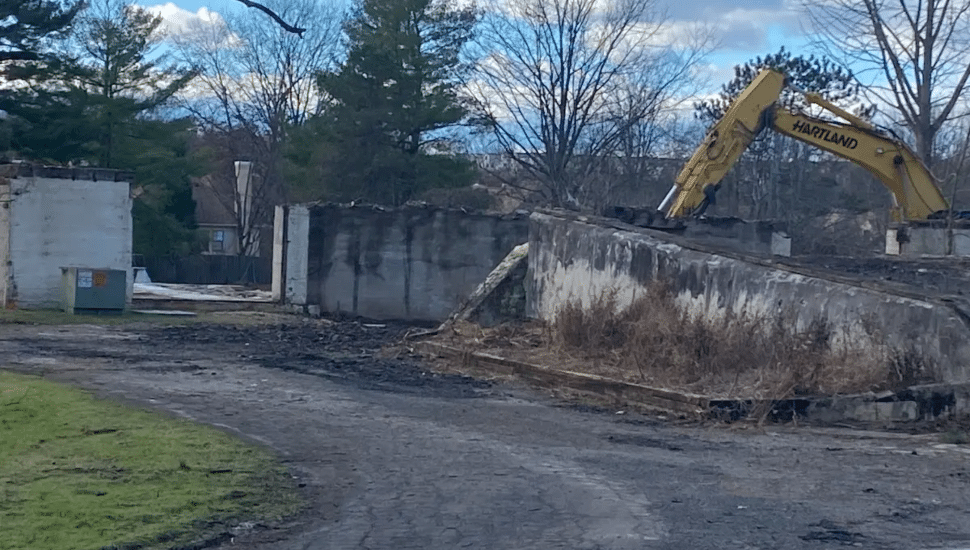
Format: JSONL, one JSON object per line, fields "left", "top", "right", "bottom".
{"left": 279, "top": 203, "right": 529, "bottom": 322}
{"left": 442, "top": 243, "right": 529, "bottom": 328}
{"left": 0, "top": 165, "right": 133, "bottom": 308}
{"left": 528, "top": 210, "right": 970, "bottom": 385}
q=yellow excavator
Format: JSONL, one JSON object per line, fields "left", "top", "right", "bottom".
{"left": 656, "top": 68, "right": 950, "bottom": 223}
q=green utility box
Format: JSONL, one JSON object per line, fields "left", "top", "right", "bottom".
{"left": 61, "top": 267, "right": 127, "bottom": 314}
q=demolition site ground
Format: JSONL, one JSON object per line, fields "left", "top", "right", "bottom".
{"left": 1, "top": 313, "right": 969, "bottom": 549}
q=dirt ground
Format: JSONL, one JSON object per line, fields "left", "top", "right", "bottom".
{"left": 2, "top": 315, "right": 970, "bottom": 549}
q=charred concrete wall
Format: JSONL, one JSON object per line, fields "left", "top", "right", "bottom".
{"left": 295, "top": 204, "right": 528, "bottom": 322}
{"left": 528, "top": 210, "right": 970, "bottom": 385}
{"left": 0, "top": 165, "right": 133, "bottom": 308}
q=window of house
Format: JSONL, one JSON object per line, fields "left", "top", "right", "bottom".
{"left": 211, "top": 230, "right": 225, "bottom": 253}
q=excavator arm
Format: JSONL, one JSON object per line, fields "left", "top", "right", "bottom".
{"left": 659, "top": 69, "right": 949, "bottom": 222}
{"left": 769, "top": 108, "right": 947, "bottom": 221}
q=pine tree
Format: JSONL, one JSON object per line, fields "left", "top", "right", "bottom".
{"left": 305, "top": 0, "right": 478, "bottom": 205}
{"left": 0, "top": 0, "right": 81, "bottom": 64}
{"left": 0, "top": 0, "right": 202, "bottom": 255}
{"left": 696, "top": 47, "right": 870, "bottom": 123}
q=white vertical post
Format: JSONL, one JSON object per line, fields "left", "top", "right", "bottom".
{"left": 285, "top": 205, "right": 309, "bottom": 306}
{"left": 271, "top": 205, "right": 286, "bottom": 301}
{"left": 234, "top": 161, "right": 254, "bottom": 255}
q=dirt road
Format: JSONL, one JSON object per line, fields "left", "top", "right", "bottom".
{"left": 2, "top": 318, "right": 969, "bottom": 550}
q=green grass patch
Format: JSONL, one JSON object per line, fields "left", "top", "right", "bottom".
{"left": 0, "top": 371, "right": 303, "bottom": 550}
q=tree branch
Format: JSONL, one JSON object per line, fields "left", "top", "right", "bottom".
{"left": 0, "top": 51, "right": 39, "bottom": 62}
{"left": 233, "top": 0, "right": 306, "bottom": 37}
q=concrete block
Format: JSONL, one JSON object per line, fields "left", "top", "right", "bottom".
{"left": 889, "top": 224, "right": 970, "bottom": 257}
{"left": 885, "top": 229, "right": 900, "bottom": 255}
{"left": 954, "top": 232, "right": 970, "bottom": 256}
{"left": 771, "top": 232, "right": 792, "bottom": 257}
{"left": 846, "top": 401, "right": 919, "bottom": 422}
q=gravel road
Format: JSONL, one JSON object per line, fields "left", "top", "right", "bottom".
{"left": 1, "top": 317, "right": 969, "bottom": 550}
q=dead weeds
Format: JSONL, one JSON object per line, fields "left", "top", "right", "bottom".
{"left": 431, "top": 283, "right": 932, "bottom": 401}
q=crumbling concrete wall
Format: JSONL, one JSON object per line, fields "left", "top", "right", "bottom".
{"left": 274, "top": 204, "right": 310, "bottom": 306}
{"left": 0, "top": 165, "right": 133, "bottom": 308}
{"left": 442, "top": 243, "right": 529, "bottom": 328}
{"left": 528, "top": 210, "right": 970, "bottom": 385}
{"left": 293, "top": 204, "right": 528, "bottom": 322}
{"left": 887, "top": 222, "right": 970, "bottom": 257}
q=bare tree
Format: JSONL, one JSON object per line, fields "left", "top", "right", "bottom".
{"left": 602, "top": 44, "right": 712, "bottom": 209}
{"left": 803, "top": 0, "right": 970, "bottom": 169}
{"left": 470, "top": 0, "right": 708, "bottom": 208}
{"left": 174, "top": 0, "right": 340, "bottom": 257}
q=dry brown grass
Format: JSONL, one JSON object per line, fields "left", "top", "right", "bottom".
{"left": 551, "top": 284, "right": 931, "bottom": 398}
{"left": 434, "top": 283, "right": 935, "bottom": 401}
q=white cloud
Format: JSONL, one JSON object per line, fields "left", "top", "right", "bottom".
{"left": 661, "top": 0, "right": 802, "bottom": 52}
{"left": 140, "top": 3, "right": 231, "bottom": 42}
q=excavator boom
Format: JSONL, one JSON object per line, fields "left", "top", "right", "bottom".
{"left": 659, "top": 69, "right": 948, "bottom": 222}
{"left": 769, "top": 109, "right": 947, "bottom": 221}
{"left": 660, "top": 70, "right": 785, "bottom": 218}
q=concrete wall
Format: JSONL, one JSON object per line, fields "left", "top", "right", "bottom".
{"left": 272, "top": 205, "right": 285, "bottom": 301}
{"left": 293, "top": 204, "right": 528, "bottom": 322}
{"left": 0, "top": 167, "right": 132, "bottom": 308}
{"left": 285, "top": 205, "right": 309, "bottom": 306}
{"left": 887, "top": 223, "right": 970, "bottom": 257}
{"left": 528, "top": 211, "right": 970, "bottom": 385}
{"left": 0, "top": 175, "right": 10, "bottom": 306}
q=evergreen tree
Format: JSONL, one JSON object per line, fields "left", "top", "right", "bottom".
{"left": 0, "top": 0, "right": 202, "bottom": 256}
{"left": 0, "top": 0, "right": 83, "bottom": 155}
{"left": 0, "top": 0, "right": 81, "bottom": 64}
{"left": 300, "top": 0, "right": 478, "bottom": 206}
{"left": 70, "top": 0, "right": 196, "bottom": 168}
{"left": 696, "top": 47, "right": 871, "bottom": 123}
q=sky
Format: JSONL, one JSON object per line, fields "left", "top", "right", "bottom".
{"left": 139, "top": 0, "right": 817, "bottom": 94}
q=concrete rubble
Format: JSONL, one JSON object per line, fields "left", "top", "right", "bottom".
{"left": 134, "top": 282, "right": 272, "bottom": 302}
{"left": 440, "top": 243, "right": 529, "bottom": 328}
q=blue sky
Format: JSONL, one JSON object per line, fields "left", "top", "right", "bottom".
{"left": 140, "top": 0, "right": 818, "bottom": 94}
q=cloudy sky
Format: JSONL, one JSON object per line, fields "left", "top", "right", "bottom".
{"left": 141, "top": 0, "right": 814, "bottom": 91}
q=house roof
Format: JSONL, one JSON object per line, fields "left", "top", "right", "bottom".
{"left": 192, "top": 174, "right": 237, "bottom": 226}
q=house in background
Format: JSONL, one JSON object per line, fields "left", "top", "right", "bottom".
{"left": 192, "top": 161, "right": 271, "bottom": 257}
{"left": 193, "top": 172, "right": 242, "bottom": 255}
